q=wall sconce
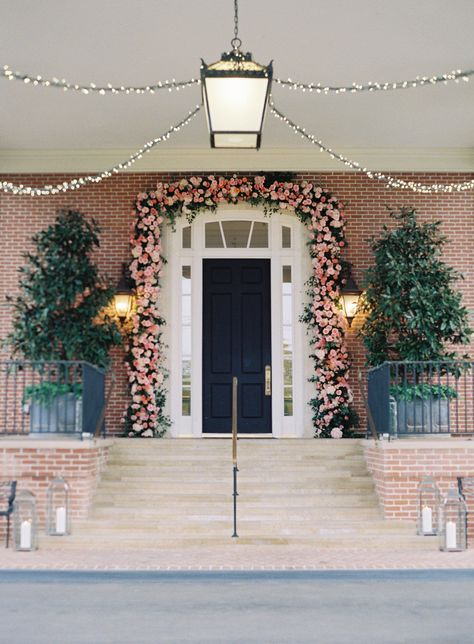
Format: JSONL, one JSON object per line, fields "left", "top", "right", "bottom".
{"left": 340, "top": 263, "right": 362, "bottom": 327}
{"left": 113, "top": 263, "right": 135, "bottom": 323}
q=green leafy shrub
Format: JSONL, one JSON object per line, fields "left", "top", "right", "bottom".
{"left": 360, "top": 208, "right": 472, "bottom": 367}
{"left": 5, "top": 209, "right": 121, "bottom": 368}
{"left": 23, "top": 382, "right": 82, "bottom": 406}
{"left": 390, "top": 383, "right": 457, "bottom": 401}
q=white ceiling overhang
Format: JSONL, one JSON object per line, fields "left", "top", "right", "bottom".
{"left": 1, "top": 0, "right": 473, "bottom": 173}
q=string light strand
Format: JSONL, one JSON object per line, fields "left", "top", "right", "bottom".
{"left": 274, "top": 68, "right": 474, "bottom": 94}
{"left": 269, "top": 99, "right": 474, "bottom": 193}
{"left": 1, "top": 64, "right": 200, "bottom": 95}
{"left": 1, "top": 104, "right": 202, "bottom": 196}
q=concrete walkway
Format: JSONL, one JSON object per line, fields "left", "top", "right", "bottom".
{"left": 1, "top": 540, "right": 474, "bottom": 571}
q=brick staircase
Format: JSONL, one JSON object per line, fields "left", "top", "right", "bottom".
{"left": 42, "top": 438, "right": 432, "bottom": 550}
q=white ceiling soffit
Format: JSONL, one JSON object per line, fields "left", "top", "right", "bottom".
{"left": 1, "top": 0, "right": 473, "bottom": 173}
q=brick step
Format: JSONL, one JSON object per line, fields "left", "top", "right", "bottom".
{"left": 102, "top": 472, "right": 373, "bottom": 486}
{"left": 91, "top": 493, "right": 379, "bottom": 507}
{"left": 74, "top": 517, "right": 410, "bottom": 532}
{"left": 88, "top": 505, "right": 383, "bottom": 518}
{"left": 103, "top": 464, "right": 369, "bottom": 475}
{"left": 38, "top": 534, "right": 435, "bottom": 551}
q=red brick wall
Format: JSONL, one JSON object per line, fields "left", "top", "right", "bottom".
{"left": 364, "top": 439, "right": 474, "bottom": 521}
{"left": 1, "top": 171, "right": 473, "bottom": 434}
{"left": 0, "top": 439, "right": 112, "bottom": 541}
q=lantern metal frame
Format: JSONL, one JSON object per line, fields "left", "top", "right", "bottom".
{"left": 340, "top": 263, "right": 362, "bottom": 327}
{"left": 439, "top": 486, "right": 467, "bottom": 552}
{"left": 46, "top": 475, "right": 71, "bottom": 536}
{"left": 417, "top": 475, "right": 441, "bottom": 536}
{"left": 13, "top": 490, "right": 38, "bottom": 551}
{"left": 113, "top": 263, "right": 135, "bottom": 322}
{"left": 200, "top": 49, "right": 273, "bottom": 150}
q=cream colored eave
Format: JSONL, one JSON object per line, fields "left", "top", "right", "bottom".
{"left": 0, "top": 147, "right": 473, "bottom": 173}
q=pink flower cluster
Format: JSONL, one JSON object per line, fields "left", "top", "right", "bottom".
{"left": 125, "top": 198, "right": 166, "bottom": 436}
{"left": 126, "top": 175, "right": 354, "bottom": 438}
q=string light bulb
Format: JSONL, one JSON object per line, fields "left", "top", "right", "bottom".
{"left": 269, "top": 99, "right": 474, "bottom": 194}
{"left": 1, "top": 64, "right": 200, "bottom": 95}
{"left": 274, "top": 68, "right": 473, "bottom": 94}
{"left": 1, "top": 104, "right": 201, "bottom": 196}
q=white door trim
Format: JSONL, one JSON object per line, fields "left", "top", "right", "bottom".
{"left": 163, "top": 205, "right": 309, "bottom": 438}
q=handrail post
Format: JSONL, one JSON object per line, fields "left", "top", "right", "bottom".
{"left": 232, "top": 376, "right": 238, "bottom": 538}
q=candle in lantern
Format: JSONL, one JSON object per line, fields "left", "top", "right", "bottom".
{"left": 20, "top": 520, "right": 31, "bottom": 549}
{"left": 422, "top": 505, "right": 433, "bottom": 534}
{"left": 446, "top": 521, "right": 457, "bottom": 549}
{"left": 55, "top": 506, "right": 66, "bottom": 534}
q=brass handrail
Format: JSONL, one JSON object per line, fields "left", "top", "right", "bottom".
{"left": 232, "top": 376, "right": 238, "bottom": 465}
{"left": 231, "top": 376, "right": 238, "bottom": 538}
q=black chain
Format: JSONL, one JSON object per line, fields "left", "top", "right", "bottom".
{"left": 231, "top": 0, "right": 242, "bottom": 50}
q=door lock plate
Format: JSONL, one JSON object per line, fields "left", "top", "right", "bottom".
{"left": 265, "top": 365, "right": 271, "bottom": 396}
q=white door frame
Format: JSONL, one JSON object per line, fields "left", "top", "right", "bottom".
{"left": 163, "top": 205, "right": 309, "bottom": 438}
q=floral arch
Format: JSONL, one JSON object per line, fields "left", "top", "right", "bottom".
{"left": 125, "top": 175, "right": 357, "bottom": 438}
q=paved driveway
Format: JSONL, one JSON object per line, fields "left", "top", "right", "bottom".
{"left": 1, "top": 570, "right": 473, "bottom": 643}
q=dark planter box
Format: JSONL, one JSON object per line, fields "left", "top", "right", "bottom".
{"left": 391, "top": 397, "right": 450, "bottom": 434}
{"left": 29, "top": 394, "right": 82, "bottom": 435}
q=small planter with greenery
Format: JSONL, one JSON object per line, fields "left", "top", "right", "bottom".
{"left": 360, "top": 208, "right": 472, "bottom": 435}
{"left": 389, "top": 383, "right": 457, "bottom": 434}
{"left": 23, "top": 383, "right": 83, "bottom": 434}
{"left": 4, "top": 210, "right": 122, "bottom": 435}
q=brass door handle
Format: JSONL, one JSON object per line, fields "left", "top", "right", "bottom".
{"left": 265, "top": 365, "right": 271, "bottom": 396}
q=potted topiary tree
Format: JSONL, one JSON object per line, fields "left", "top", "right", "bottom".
{"left": 360, "top": 207, "right": 472, "bottom": 433}
{"left": 4, "top": 209, "right": 122, "bottom": 434}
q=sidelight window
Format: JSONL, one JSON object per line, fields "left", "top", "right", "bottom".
{"left": 181, "top": 266, "right": 192, "bottom": 415}
{"left": 282, "top": 265, "right": 293, "bottom": 416}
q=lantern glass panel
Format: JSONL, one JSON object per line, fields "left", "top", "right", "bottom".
{"left": 204, "top": 77, "right": 269, "bottom": 132}
{"left": 114, "top": 294, "right": 132, "bottom": 319}
{"left": 46, "top": 476, "right": 71, "bottom": 536}
{"left": 342, "top": 293, "right": 360, "bottom": 321}
{"left": 439, "top": 487, "right": 467, "bottom": 551}
{"left": 417, "top": 476, "right": 440, "bottom": 535}
{"left": 13, "top": 490, "right": 37, "bottom": 551}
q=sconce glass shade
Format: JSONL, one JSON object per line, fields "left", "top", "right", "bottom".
{"left": 13, "top": 490, "right": 38, "bottom": 551}
{"left": 46, "top": 475, "right": 71, "bottom": 536}
{"left": 340, "top": 265, "right": 362, "bottom": 327}
{"left": 201, "top": 50, "right": 273, "bottom": 149}
{"left": 417, "top": 475, "right": 441, "bottom": 536}
{"left": 114, "top": 264, "right": 135, "bottom": 321}
{"left": 439, "top": 486, "right": 467, "bottom": 552}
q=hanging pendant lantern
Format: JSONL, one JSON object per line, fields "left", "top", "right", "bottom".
{"left": 201, "top": 50, "right": 272, "bottom": 149}
{"left": 201, "top": 1, "right": 272, "bottom": 149}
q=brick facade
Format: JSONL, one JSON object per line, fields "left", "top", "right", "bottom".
{"left": 0, "top": 438, "right": 112, "bottom": 542}
{"left": 1, "top": 171, "right": 473, "bottom": 435}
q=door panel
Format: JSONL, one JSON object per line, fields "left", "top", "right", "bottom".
{"left": 203, "top": 258, "right": 271, "bottom": 434}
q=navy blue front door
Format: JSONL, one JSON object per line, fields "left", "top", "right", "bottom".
{"left": 203, "top": 259, "right": 272, "bottom": 434}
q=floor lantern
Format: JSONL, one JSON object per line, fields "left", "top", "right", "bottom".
{"left": 417, "top": 476, "right": 441, "bottom": 536}
{"left": 439, "top": 486, "right": 467, "bottom": 552}
{"left": 46, "top": 475, "right": 71, "bottom": 536}
{"left": 13, "top": 490, "right": 38, "bottom": 551}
